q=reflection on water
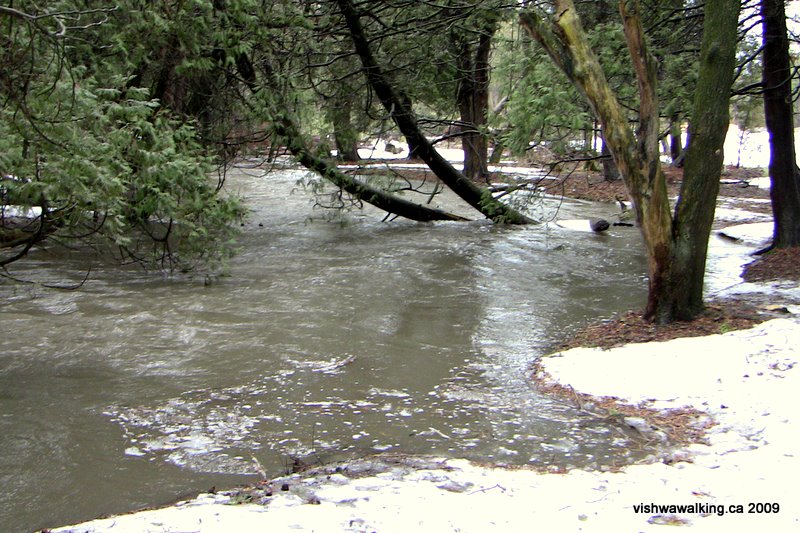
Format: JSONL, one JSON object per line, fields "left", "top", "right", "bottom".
{"left": 0, "top": 165, "right": 650, "bottom": 532}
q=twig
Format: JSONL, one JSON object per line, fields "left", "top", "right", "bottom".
{"left": 468, "top": 484, "right": 506, "bottom": 495}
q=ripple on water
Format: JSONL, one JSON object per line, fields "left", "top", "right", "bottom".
{"left": 0, "top": 168, "right": 677, "bottom": 533}
{"left": 105, "top": 360, "right": 658, "bottom": 478}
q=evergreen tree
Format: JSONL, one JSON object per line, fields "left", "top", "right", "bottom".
{"left": 1, "top": 2, "right": 244, "bottom": 271}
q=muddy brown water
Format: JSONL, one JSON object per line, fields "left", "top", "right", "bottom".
{"left": 0, "top": 163, "right": 659, "bottom": 532}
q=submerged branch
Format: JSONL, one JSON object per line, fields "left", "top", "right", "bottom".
{"left": 273, "top": 114, "right": 468, "bottom": 222}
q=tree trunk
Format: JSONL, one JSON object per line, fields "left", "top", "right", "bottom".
{"left": 329, "top": 97, "right": 360, "bottom": 162}
{"left": 489, "top": 140, "right": 505, "bottom": 165}
{"left": 337, "top": 0, "right": 532, "bottom": 224}
{"left": 401, "top": 93, "right": 423, "bottom": 160}
{"left": 762, "top": 0, "right": 800, "bottom": 247}
{"left": 521, "top": 1, "right": 672, "bottom": 321}
{"left": 601, "top": 135, "right": 620, "bottom": 181}
{"left": 520, "top": 0, "right": 740, "bottom": 323}
{"left": 668, "top": 0, "right": 741, "bottom": 321}
{"left": 454, "top": 22, "right": 495, "bottom": 183}
{"left": 406, "top": 136, "right": 423, "bottom": 161}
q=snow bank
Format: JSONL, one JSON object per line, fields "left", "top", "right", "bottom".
{"left": 52, "top": 316, "right": 799, "bottom": 532}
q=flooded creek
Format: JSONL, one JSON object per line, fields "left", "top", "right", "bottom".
{"left": 0, "top": 164, "right": 656, "bottom": 532}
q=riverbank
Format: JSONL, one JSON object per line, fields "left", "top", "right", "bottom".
{"left": 50, "top": 292, "right": 799, "bottom": 531}
{"left": 45, "top": 155, "right": 799, "bottom": 532}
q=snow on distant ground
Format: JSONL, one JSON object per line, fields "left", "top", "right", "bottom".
{"left": 355, "top": 125, "right": 799, "bottom": 172}
{"left": 723, "top": 125, "right": 800, "bottom": 170}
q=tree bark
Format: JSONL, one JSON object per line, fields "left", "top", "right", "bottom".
{"left": 400, "top": 93, "right": 423, "bottom": 161}
{"left": 405, "top": 137, "right": 423, "bottom": 161}
{"left": 337, "top": 0, "right": 532, "bottom": 224}
{"left": 454, "top": 21, "right": 495, "bottom": 183}
{"left": 329, "top": 97, "right": 361, "bottom": 162}
{"left": 669, "top": 0, "right": 741, "bottom": 320}
{"left": 520, "top": 0, "right": 739, "bottom": 322}
{"left": 762, "top": 0, "right": 800, "bottom": 247}
{"left": 240, "top": 54, "right": 466, "bottom": 223}
{"left": 521, "top": 1, "right": 672, "bottom": 321}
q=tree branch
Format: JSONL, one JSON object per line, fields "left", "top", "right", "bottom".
{"left": 336, "top": 0, "right": 533, "bottom": 224}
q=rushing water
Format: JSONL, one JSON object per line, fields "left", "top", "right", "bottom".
{"left": 0, "top": 163, "right": 653, "bottom": 532}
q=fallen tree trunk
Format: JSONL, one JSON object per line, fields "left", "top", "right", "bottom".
{"left": 237, "top": 53, "right": 468, "bottom": 223}
{"left": 336, "top": 0, "right": 533, "bottom": 225}
{"left": 272, "top": 113, "right": 468, "bottom": 222}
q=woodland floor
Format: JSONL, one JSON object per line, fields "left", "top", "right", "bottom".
{"left": 543, "top": 164, "right": 768, "bottom": 205}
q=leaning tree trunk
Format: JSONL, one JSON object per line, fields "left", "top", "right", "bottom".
{"left": 406, "top": 136, "right": 423, "bottom": 161}
{"left": 762, "top": 0, "right": 800, "bottom": 247}
{"left": 521, "top": 0, "right": 739, "bottom": 323}
{"left": 337, "top": 0, "right": 532, "bottom": 224}
{"left": 400, "top": 93, "right": 423, "bottom": 160}
{"left": 521, "top": 1, "right": 673, "bottom": 321}
{"left": 273, "top": 112, "right": 467, "bottom": 222}
{"left": 236, "top": 53, "right": 466, "bottom": 223}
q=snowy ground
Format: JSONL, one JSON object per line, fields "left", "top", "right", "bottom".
{"left": 352, "top": 124, "right": 800, "bottom": 170}
{"left": 52, "top": 220, "right": 799, "bottom": 532}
